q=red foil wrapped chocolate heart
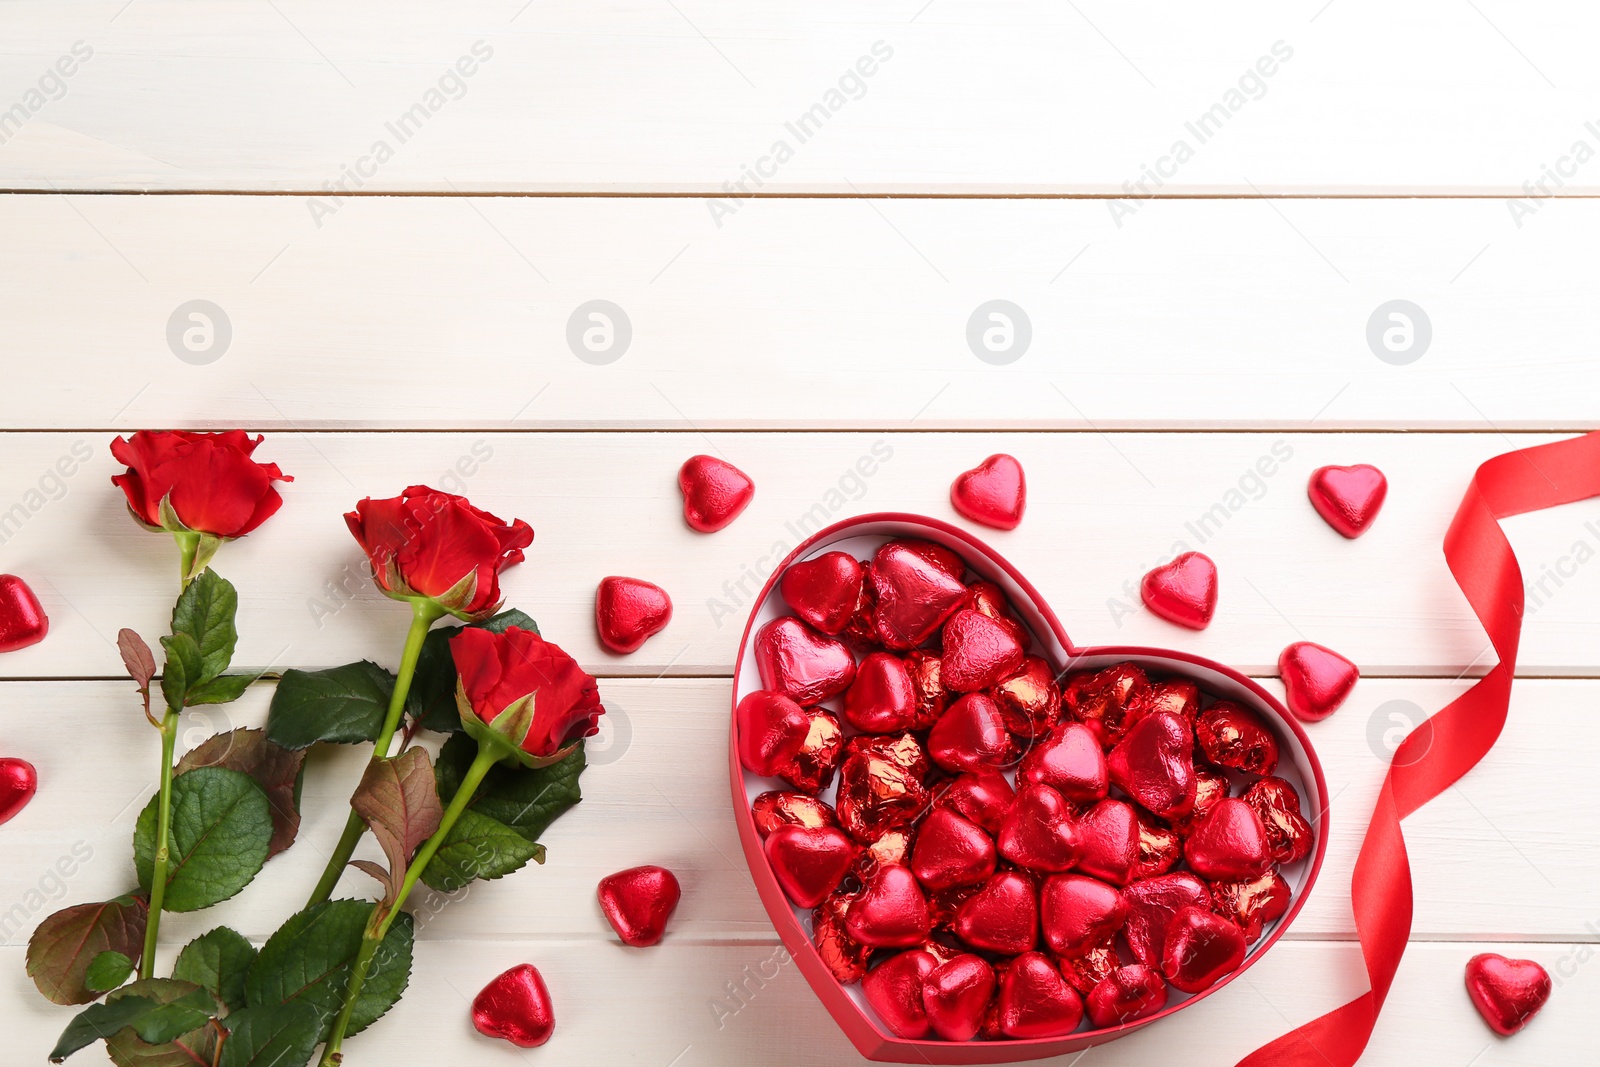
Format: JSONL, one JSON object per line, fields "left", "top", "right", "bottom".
{"left": 0, "top": 575, "right": 48, "bottom": 653}
{"left": 954, "top": 870, "right": 1038, "bottom": 955}
{"left": 1123, "top": 872, "right": 1211, "bottom": 969}
{"left": 941, "top": 609, "right": 1026, "bottom": 692}
{"left": 777, "top": 708, "right": 844, "bottom": 794}
{"left": 1086, "top": 964, "right": 1168, "bottom": 1028}
{"left": 902, "top": 650, "right": 948, "bottom": 728}
{"left": 922, "top": 954, "right": 997, "bottom": 1042}
{"left": 996, "top": 952, "right": 1083, "bottom": 1039}
{"left": 1160, "top": 905, "right": 1246, "bottom": 994}
{"left": 863, "top": 949, "right": 939, "bottom": 1039}
{"left": 869, "top": 539, "right": 967, "bottom": 650}
{"left": 1062, "top": 662, "right": 1147, "bottom": 748}
{"left": 1140, "top": 552, "right": 1218, "bottom": 630}
{"left": 472, "top": 963, "right": 555, "bottom": 1048}
{"left": 1172, "top": 764, "right": 1231, "bottom": 836}
{"left": 935, "top": 770, "right": 1014, "bottom": 835}
{"left": 812, "top": 890, "right": 870, "bottom": 984}
{"left": 755, "top": 617, "right": 856, "bottom": 704}
{"left": 1018, "top": 721, "right": 1108, "bottom": 803}
{"left": 960, "top": 581, "right": 1028, "bottom": 645}
{"left": 1128, "top": 678, "right": 1201, "bottom": 730}
{"left": 1209, "top": 871, "right": 1290, "bottom": 941}
{"left": 1307, "top": 463, "right": 1387, "bottom": 539}
{"left": 1242, "top": 776, "right": 1313, "bottom": 865}
{"left": 855, "top": 828, "right": 913, "bottom": 882}
{"left": 596, "top": 865, "right": 681, "bottom": 947}
{"left": 836, "top": 746, "right": 929, "bottom": 844}
{"left": 1183, "top": 798, "right": 1273, "bottom": 881}
{"left": 928, "top": 693, "right": 1014, "bottom": 774}
{"left": 1464, "top": 953, "right": 1552, "bottom": 1036}
{"left": 950, "top": 454, "right": 1027, "bottom": 531}
{"left": 911, "top": 808, "right": 997, "bottom": 891}
{"left": 844, "top": 651, "right": 918, "bottom": 734}
{"left": 997, "top": 784, "right": 1081, "bottom": 874}
{"left": 1107, "top": 712, "right": 1197, "bottom": 820}
{"left": 845, "top": 733, "right": 930, "bottom": 779}
{"left": 846, "top": 864, "right": 931, "bottom": 948}
{"left": 1278, "top": 640, "right": 1359, "bottom": 723}
{"left": 751, "top": 791, "right": 836, "bottom": 836}
{"left": 1040, "top": 874, "right": 1127, "bottom": 956}
{"left": 1130, "top": 810, "right": 1184, "bottom": 881}
{"left": 678, "top": 454, "right": 754, "bottom": 533}
{"left": 734, "top": 690, "right": 809, "bottom": 777}
{"left": 780, "top": 551, "right": 868, "bottom": 635}
{"left": 992, "top": 656, "right": 1062, "bottom": 739}
{"left": 764, "top": 825, "right": 858, "bottom": 908}
{"left": 0, "top": 758, "right": 37, "bottom": 826}
{"left": 1057, "top": 938, "right": 1118, "bottom": 997}
{"left": 1073, "top": 798, "right": 1140, "bottom": 885}
{"left": 594, "top": 576, "right": 672, "bottom": 654}
{"left": 1195, "top": 700, "right": 1280, "bottom": 775}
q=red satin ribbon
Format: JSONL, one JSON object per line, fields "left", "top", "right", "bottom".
{"left": 1238, "top": 431, "right": 1600, "bottom": 1067}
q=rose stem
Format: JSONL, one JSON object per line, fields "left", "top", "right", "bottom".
{"left": 138, "top": 704, "right": 181, "bottom": 979}
{"left": 318, "top": 744, "right": 498, "bottom": 1066}
{"left": 306, "top": 599, "right": 444, "bottom": 908}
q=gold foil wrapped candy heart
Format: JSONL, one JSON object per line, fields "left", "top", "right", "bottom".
{"left": 777, "top": 708, "right": 844, "bottom": 794}
{"left": 1243, "top": 775, "right": 1314, "bottom": 865}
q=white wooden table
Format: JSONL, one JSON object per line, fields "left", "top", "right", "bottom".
{"left": 2, "top": 4, "right": 1597, "bottom": 1064}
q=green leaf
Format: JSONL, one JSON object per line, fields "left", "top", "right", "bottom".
{"left": 170, "top": 568, "right": 238, "bottom": 684}
{"left": 26, "top": 895, "right": 149, "bottom": 1005}
{"left": 101, "top": 979, "right": 222, "bottom": 1067}
{"left": 266, "top": 661, "right": 395, "bottom": 750}
{"left": 85, "top": 951, "right": 134, "bottom": 993}
{"left": 158, "top": 633, "right": 200, "bottom": 712}
{"left": 215, "top": 1002, "right": 321, "bottom": 1067}
{"left": 435, "top": 732, "right": 586, "bottom": 844}
{"left": 350, "top": 748, "right": 441, "bottom": 903}
{"left": 176, "top": 729, "right": 306, "bottom": 857}
{"left": 185, "top": 673, "right": 258, "bottom": 706}
{"left": 50, "top": 982, "right": 216, "bottom": 1063}
{"left": 420, "top": 809, "right": 545, "bottom": 892}
{"left": 245, "top": 900, "right": 413, "bottom": 1040}
{"left": 134, "top": 767, "right": 272, "bottom": 912}
{"left": 173, "top": 927, "right": 258, "bottom": 1013}
{"left": 407, "top": 609, "right": 540, "bottom": 733}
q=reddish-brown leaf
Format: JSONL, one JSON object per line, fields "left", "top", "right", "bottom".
{"left": 117, "top": 628, "right": 157, "bottom": 690}
{"left": 25, "top": 895, "right": 149, "bottom": 1005}
{"left": 352, "top": 747, "right": 442, "bottom": 904}
{"left": 176, "top": 728, "right": 306, "bottom": 857}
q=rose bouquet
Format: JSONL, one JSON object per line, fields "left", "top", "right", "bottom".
{"left": 27, "top": 434, "right": 602, "bottom": 1067}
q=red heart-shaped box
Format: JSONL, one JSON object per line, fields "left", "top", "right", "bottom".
{"left": 729, "top": 514, "right": 1329, "bottom": 1062}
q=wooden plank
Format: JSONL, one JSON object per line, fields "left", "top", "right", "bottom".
{"left": 1, "top": 677, "right": 1594, "bottom": 944}
{"left": 1, "top": 2, "right": 1597, "bottom": 196}
{"left": 0, "top": 195, "right": 1596, "bottom": 430}
{"left": 3, "top": 938, "right": 1591, "bottom": 1065}
{"left": 2, "top": 431, "right": 1598, "bottom": 679}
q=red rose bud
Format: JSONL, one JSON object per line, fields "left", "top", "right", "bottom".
{"left": 911, "top": 808, "right": 997, "bottom": 891}
{"left": 845, "top": 865, "right": 931, "bottom": 948}
{"left": 450, "top": 626, "right": 603, "bottom": 768}
{"left": 735, "top": 690, "right": 810, "bottom": 777}
{"left": 1018, "top": 720, "right": 1108, "bottom": 803}
{"left": 1183, "top": 798, "right": 1273, "bottom": 881}
{"left": 863, "top": 949, "right": 939, "bottom": 1039}
{"left": 346, "top": 485, "right": 532, "bottom": 620}
{"left": 777, "top": 708, "right": 844, "bottom": 794}
{"left": 1194, "top": 700, "right": 1280, "bottom": 776}
{"left": 996, "top": 952, "right": 1084, "bottom": 1039}
{"left": 922, "top": 954, "right": 997, "bottom": 1042}
{"left": 843, "top": 652, "right": 918, "bottom": 734}
{"left": 1209, "top": 870, "right": 1291, "bottom": 942}
{"left": 812, "top": 890, "right": 869, "bottom": 984}
{"left": 750, "top": 791, "right": 836, "bottom": 837}
{"left": 1040, "top": 874, "right": 1127, "bottom": 956}
{"left": 753, "top": 616, "right": 856, "bottom": 705}
{"left": 596, "top": 865, "right": 681, "bottom": 947}
{"left": 1160, "top": 905, "right": 1246, "bottom": 994}
{"left": 954, "top": 870, "right": 1038, "bottom": 955}
{"left": 111, "top": 430, "right": 291, "bottom": 575}
{"left": 940, "top": 609, "right": 1025, "bottom": 692}
{"left": 1242, "top": 776, "right": 1314, "bottom": 864}
{"left": 1086, "top": 964, "right": 1168, "bottom": 1028}
{"left": 764, "top": 825, "right": 857, "bottom": 908}
{"left": 1122, "top": 872, "right": 1211, "bottom": 969}
{"left": 1107, "top": 712, "right": 1197, "bottom": 819}
{"left": 779, "top": 551, "right": 867, "bottom": 636}
{"left": 997, "top": 783, "right": 1081, "bottom": 874}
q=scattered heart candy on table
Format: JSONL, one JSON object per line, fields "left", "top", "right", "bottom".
{"left": 596, "top": 865, "right": 682, "bottom": 947}
{"left": 472, "top": 963, "right": 556, "bottom": 1048}
{"left": 1307, "top": 463, "right": 1387, "bottom": 538}
{"left": 730, "top": 515, "right": 1325, "bottom": 1059}
{"left": 1464, "top": 953, "right": 1552, "bottom": 1036}
{"left": 0, "top": 758, "right": 38, "bottom": 825}
{"left": 594, "top": 576, "right": 673, "bottom": 654}
{"left": 1139, "top": 552, "right": 1218, "bottom": 630}
{"left": 1278, "top": 640, "right": 1359, "bottom": 723}
{"left": 950, "top": 454, "right": 1026, "bottom": 531}
{"left": 0, "top": 575, "right": 48, "bottom": 653}
{"left": 678, "top": 455, "right": 754, "bottom": 533}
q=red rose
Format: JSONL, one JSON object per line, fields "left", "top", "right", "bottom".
{"left": 345, "top": 486, "right": 533, "bottom": 620}
{"left": 111, "top": 430, "right": 291, "bottom": 539}
{"left": 450, "top": 626, "right": 603, "bottom": 766}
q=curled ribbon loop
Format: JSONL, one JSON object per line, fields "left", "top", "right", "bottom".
{"left": 1237, "top": 431, "right": 1600, "bottom": 1066}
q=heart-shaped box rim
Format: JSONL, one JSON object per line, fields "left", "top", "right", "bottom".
{"left": 729, "top": 512, "right": 1330, "bottom": 1063}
